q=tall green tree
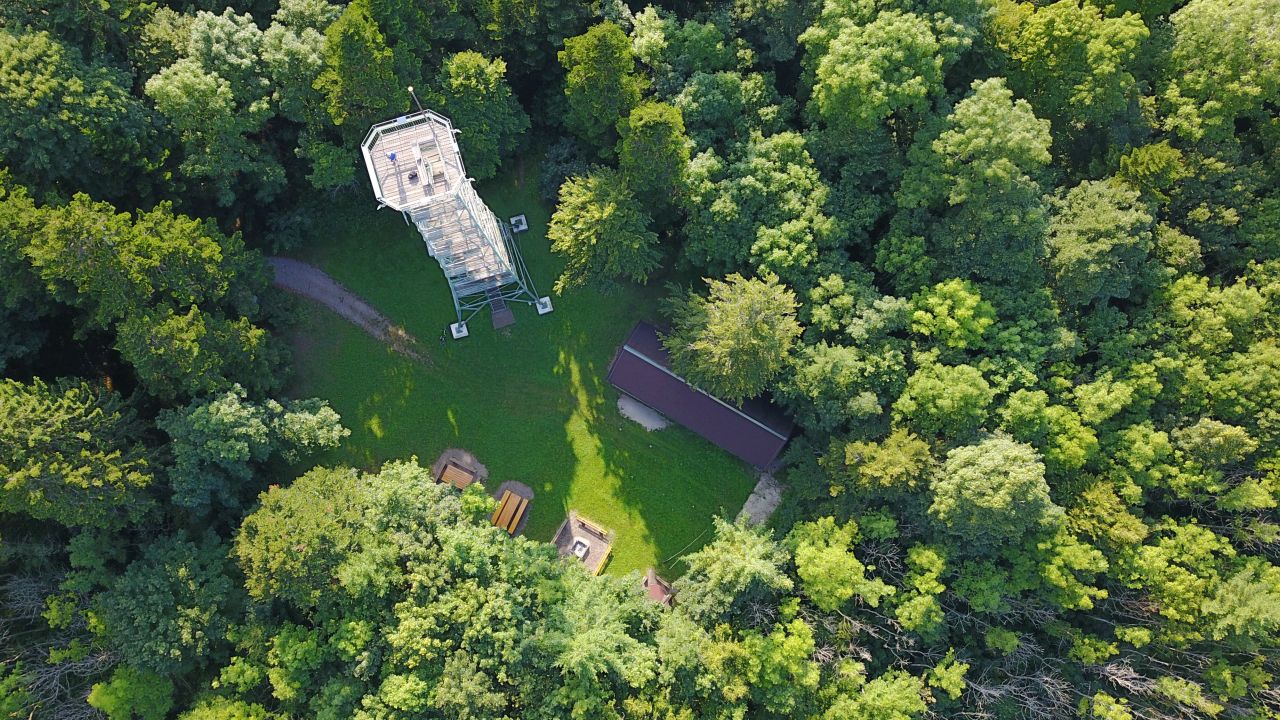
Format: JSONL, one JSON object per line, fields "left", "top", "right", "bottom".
{"left": 889, "top": 78, "right": 1053, "bottom": 286}
{"left": 157, "top": 386, "right": 347, "bottom": 511}
{"left": 315, "top": 0, "right": 405, "bottom": 146}
{"left": 930, "top": 435, "right": 1064, "bottom": 555}
{"left": 995, "top": 0, "right": 1148, "bottom": 143}
{"left": 802, "top": 10, "right": 944, "bottom": 140}
{"left": 93, "top": 535, "right": 234, "bottom": 677}
{"left": 548, "top": 168, "right": 661, "bottom": 294}
{"left": 892, "top": 362, "right": 993, "bottom": 440}
{"left": 1163, "top": 0, "right": 1280, "bottom": 142}
{"left": 675, "top": 518, "right": 793, "bottom": 623}
{"left": 0, "top": 378, "right": 154, "bottom": 529}
{"left": 0, "top": 28, "right": 156, "bottom": 197}
{"left": 433, "top": 51, "right": 529, "bottom": 181}
{"left": 559, "top": 21, "right": 647, "bottom": 157}
{"left": 682, "top": 132, "right": 841, "bottom": 289}
{"left": 662, "top": 273, "right": 802, "bottom": 403}
{"left": 617, "top": 101, "right": 691, "bottom": 211}
{"left": 1046, "top": 178, "right": 1155, "bottom": 306}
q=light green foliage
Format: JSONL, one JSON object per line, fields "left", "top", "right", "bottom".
{"left": 804, "top": 10, "right": 943, "bottom": 137}
{"left": 1163, "top": 0, "right": 1280, "bottom": 142}
{"left": 0, "top": 28, "right": 155, "bottom": 196}
{"left": 927, "top": 650, "right": 969, "bottom": 700}
{"left": 824, "top": 669, "right": 928, "bottom": 720}
{"left": 1080, "top": 692, "right": 1135, "bottom": 720}
{"left": 560, "top": 21, "right": 647, "bottom": 157}
{"left": 157, "top": 386, "right": 347, "bottom": 510}
{"left": 787, "top": 518, "right": 894, "bottom": 610}
{"left": 995, "top": 0, "right": 1147, "bottom": 134}
{"left": 145, "top": 11, "right": 286, "bottom": 206}
{"left": 682, "top": 132, "right": 840, "bottom": 288}
{"left": 617, "top": 101, "right": 691, "bottom": 209}
{"left": 843, "top": 429, "right": 933, "bottom": 492}
{"left": 1047, "top": 178, "right": 1155, "bottom": 306}
{"left": 674, "top": 517, "right": 793, "bottom": 623}
{"left": 88, "top": 667, "right": 174, "bottom": 720}
{"left": 910, "top": 279, "right": 995, "bottom": 350}
{"left": 999, "top": 389, "right": 1098, "bottom": 475}
{"left": 548, "top": 168, "right": 661, "bottom": 293}
{"left": 895, "top": 78, "right": 1052, "bottom": 284}
{"left": 662, "top": 273, "right": 802, "bottom": 403}
{"left": 778, "top": 341, "right": 907, "bottom": 435}
{"left": 544, "top": 570, "right": 661, "bottom": 710}
{"left": 180, "top": 696, "right": 279, "bottom": 720}
{"left": 234, "top": 465, "right": 365, "bottom": 610}
{"left": 433, "top": 52, "right": 529, "bottom": 181}
{"left": 1118, "top": 141, "right": 1189, "bottom": 204}
{"left": 703, "top": 619, "right": 821, "bottom": 716}
{"left": 931, "top": 435, "right": 1063, "bottom": 554}
{"left": 1124, "top": 522, "right": 1235, "bottom": 639}
{"left": 0, "top": 378, "right": 153, "bottom": 529}
{"left": 892, "top": 362, "right": 992, "bottom": 439}
{"left": 631, "top": 7, "right": 735, "bottom": 93}
{"left": 1201, "top": 557, "right": 1280, "bottom": 644}
{"left": 94, "top": 535, "right": 233, "bottom": 676}
{"left": 262, "top": 0, "right": 338, "bottom": 123}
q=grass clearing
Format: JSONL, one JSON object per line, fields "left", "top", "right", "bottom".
{"left": 283, "top": 168, "right": 756, "bottom": 577}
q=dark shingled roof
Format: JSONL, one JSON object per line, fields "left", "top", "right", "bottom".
{"left": 606, "top": 322, "right": 794, "bottom": 469}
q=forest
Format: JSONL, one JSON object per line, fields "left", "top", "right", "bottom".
{"left": 1, "top": 0, "right": 1279, "bottom": 717}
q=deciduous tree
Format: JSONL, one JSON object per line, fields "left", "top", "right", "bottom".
{"left": 662, "top": 273, "right": 802, "bottom": 403}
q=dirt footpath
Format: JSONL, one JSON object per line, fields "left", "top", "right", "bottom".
{"left": 268, "top": 257, "right": 429, "bottom": 365}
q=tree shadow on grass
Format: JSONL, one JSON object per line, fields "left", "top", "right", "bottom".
{"left": 549, "top": 317, "right": 755, "bottom": 578}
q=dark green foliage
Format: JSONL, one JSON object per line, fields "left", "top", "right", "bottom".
{"left": 683, "top": 132, "right": 842, "bottom": 290}
{"left": 0, "top": 28, "right": 156, "bottom": 198}
{"left": 157, "top": 386, "right": 347, "bottom": 511}
{"left": 94, "top": 536, "right": 233, "bottom": 676}
{"left": 617, "top": 101, "right": 691, "bottom": 210}
{"left": 891, "top": 78, "right": 1053, "bottom": 286}
{"left": 1046, "top": 178, "right": 1155, "bottom": 306}
{"left": 0, "top": 378, "right": 154, "bottom": 529}
{"left": 4, "top": 1, "right": 1280, "bottom": 718}
{"left": 560, "top": 21, "right": 647, "bottom": 157}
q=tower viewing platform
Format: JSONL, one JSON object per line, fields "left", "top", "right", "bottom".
{"left": 361, "top": 107, "right": 550, "bottom": 338}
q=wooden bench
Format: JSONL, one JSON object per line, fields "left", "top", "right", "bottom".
{"left": 505, "top": 496, "right": 528, "bottom": 534}
{"left": 491, "top": 491, "right": 516, "bottom": 528}
{"left": 438, "top": 462, "right": 476, "bottom": 490}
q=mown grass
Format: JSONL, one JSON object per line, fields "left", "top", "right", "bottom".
{"left": 282, "top": 167, "right": 756, "bottom": 577}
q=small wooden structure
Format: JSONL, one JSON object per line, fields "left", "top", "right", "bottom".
{"left": 431, "top": 448, "right": 488, "bottom": 489}
{"left": 642, "top": 569, "right": 675, "bottom": 606}
{"left": 552, "top": 512, "right": 614, "bottom": 575}
{"left": 438, "top": 461, "right": 476, "bottom": 490}
{"left": 491, "top": 490, "right": 530, "bottom": 535}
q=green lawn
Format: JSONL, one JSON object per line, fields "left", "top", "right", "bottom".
{"left": 282, "top": 169, "right": 757, "bottom": 577}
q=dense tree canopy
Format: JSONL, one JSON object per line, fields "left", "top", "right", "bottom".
{"left": 5, "top": 0, "right": 1280, "bottom": 718}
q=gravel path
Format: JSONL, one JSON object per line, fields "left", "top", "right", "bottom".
{"left": 736, "top": 472, "right": 784, "bottom": 527}
{"left": 268, "top": 257, "right": 429, "bottom": 364}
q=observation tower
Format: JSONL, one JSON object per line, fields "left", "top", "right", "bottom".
{"left": 361, "top": 99, "right": 551, "bottom": 339}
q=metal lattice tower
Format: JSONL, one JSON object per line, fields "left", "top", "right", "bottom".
{"left": 361, "top": 108, "right": 550, "bottom": 338}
